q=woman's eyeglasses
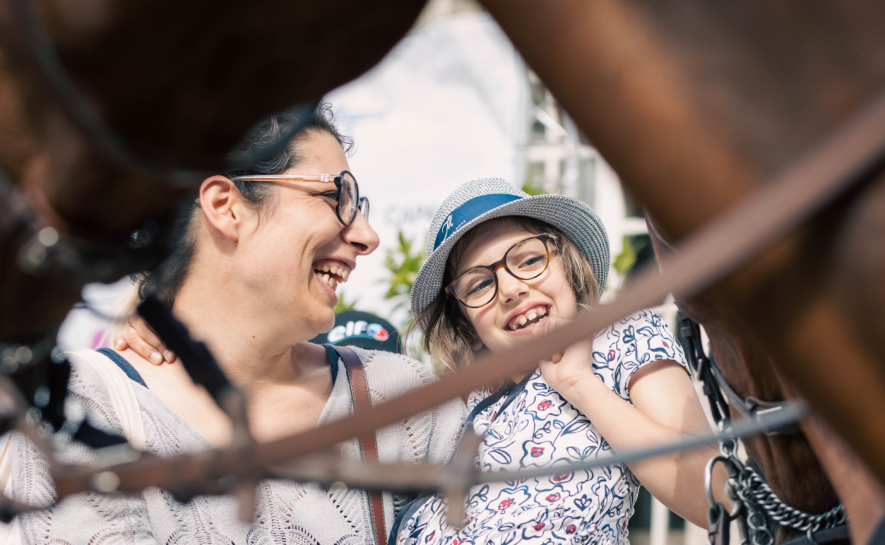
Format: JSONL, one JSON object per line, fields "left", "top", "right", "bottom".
{"left": 445, "top": 233, "right": 558, "bottom": 308}
{"left": 231, "top": 170, "right": 369, "bottom": 227}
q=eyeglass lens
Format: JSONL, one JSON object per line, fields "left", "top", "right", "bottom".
{"left": 358, "top": 197, "right": 370, "bottom": 223}
{"left": 453, "top": 236, "right": 550, "bottom": 307}
{"left": 338, "top": 171, "right": 358, "bottom": 225}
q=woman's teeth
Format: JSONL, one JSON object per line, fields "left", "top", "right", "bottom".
{"left": 318, "top": 264, "right": 349, "bottom": 282}
{"left": 314, "top": 263, "right": 351, "bottom": 292}
{"left": 318, "top": 273, "right": 338, "bottom": 290}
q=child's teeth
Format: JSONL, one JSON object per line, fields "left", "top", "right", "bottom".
{"left": 342, "top": 270, "right": 349, "bottom": 282}
{"left": 527, "top": 311, "right": 537, "bottom": 321}
{"left": 330, "top": 278, "right": 338, "bottom": 290}
{"left": 510, "top": 324, "right": 517, "bottom": 330}
{"left": 519, "top": 316, "right": 527, "bottom": 326}
{"left": 539, "top": 307, "right": 546, "bottom": 316}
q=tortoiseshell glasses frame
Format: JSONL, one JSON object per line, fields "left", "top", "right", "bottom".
{"left": 444, "top": 233, "right": 558, "bottom": 308}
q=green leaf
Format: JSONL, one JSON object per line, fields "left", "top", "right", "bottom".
{"left": 612, "top": 235, "right": 636, "bottom": 276}
{"left": 334, "top": 291, "right": 358, "bottom": 314}
{"left": 379, "top": 230, "right": 427, "bottom": 318}
{"left": 520, "top": 179, "right": 548, "bottom": 196}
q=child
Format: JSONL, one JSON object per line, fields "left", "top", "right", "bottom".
{"left": 395, "top": 178, "right": 722, "bottom": 545}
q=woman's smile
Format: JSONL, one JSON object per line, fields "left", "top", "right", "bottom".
{"left": 312, "top": 258, "right": 352, "bottom": 293}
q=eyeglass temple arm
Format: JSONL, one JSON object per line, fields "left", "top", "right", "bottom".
{"left": 231, "top": 175, "right": 334, "bottom": 182}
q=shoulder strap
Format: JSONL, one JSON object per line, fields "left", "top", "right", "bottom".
{"left": 462, "top": 384, "right": 510, "bottom": 434}
{"left": 334, "top": 346, "right": 387, "bottom": 545}
{"left": 0, "top": 349, "right": 146, "bottom": 545}
{"left": 66, "top": 350, "right": 146, "bottom": 451}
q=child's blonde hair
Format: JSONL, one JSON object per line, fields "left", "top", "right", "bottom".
{"left": 411, "top": 216, "right": 599, "bottom": 373}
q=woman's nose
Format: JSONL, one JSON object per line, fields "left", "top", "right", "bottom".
{"left": 496, "top": 269, "right": 528, "bottom": 304}
{"left": 342, "top": 211, "right": 380, "bottom": 255}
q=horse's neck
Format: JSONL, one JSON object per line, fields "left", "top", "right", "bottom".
{"left": 691, "top": 309, "right": 840, "bottom": 514}
{"left": 795, "top": 408, "right": 885, "bottom": 544}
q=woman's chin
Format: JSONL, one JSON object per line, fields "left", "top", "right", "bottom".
{"left": 311, "top": 306, "right": 337, "bottom": 335}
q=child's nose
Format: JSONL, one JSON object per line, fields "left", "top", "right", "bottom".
{"left": 496, "top": 269, "right": 528, "bottom": 303}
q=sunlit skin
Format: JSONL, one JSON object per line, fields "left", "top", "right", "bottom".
{"left": 114, "top": 131, "right": 379, "bottom": 445}
{"left": 455, "top": 222, "right": 578, "bottom": 383}
{"left": 454, "top": 219, "right": 729, "bottom": 528}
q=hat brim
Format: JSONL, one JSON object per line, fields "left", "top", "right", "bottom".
{"left": 411, "top": 194, "right": 609, "bottom": 331}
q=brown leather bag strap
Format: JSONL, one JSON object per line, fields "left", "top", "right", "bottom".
{"left": 336, "top": 346, "right": 387, "bottom": 544}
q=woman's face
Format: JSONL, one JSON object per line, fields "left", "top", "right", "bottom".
{"left": 454, "top": 221, "right": 577, "bottom": 355}
{"left": 234, "top": 131, "right": 379, "bottom": 340}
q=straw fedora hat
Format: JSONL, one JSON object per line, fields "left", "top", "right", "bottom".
{"left": 411, "top": 178, "right": 609, "bottom": 331}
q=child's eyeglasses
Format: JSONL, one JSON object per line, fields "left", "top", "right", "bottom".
{"left": 445, "top": 233, "right": 558, "bottom": 308}
{"left": 231, "top": 170, "right": 369, "bottom": 227}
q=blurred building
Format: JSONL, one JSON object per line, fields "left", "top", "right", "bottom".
{"left": 521, "top": 69, "right": 650, "bottom": 294}
{"left": 325, "top": 0, "right": 658, "bottom": 323}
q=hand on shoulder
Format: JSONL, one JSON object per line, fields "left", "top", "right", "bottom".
{"left": 113, "top": 309, "right": 177, "bottom": 365}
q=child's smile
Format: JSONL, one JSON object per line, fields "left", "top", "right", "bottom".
{"left": 504, "top": 303, "right": 551, "bottom": 332}
{"left": 455, "top": 221, "right": 578, "bottom": 354}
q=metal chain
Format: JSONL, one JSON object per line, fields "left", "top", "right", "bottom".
{"left": 740, "top": 464, "right": 846, "bottom": 532}
{"left": 725, "top": 458, "right": 845, "bottom": 545}
{"left": 735, "top": 479, "right": 776, "bottom": 545}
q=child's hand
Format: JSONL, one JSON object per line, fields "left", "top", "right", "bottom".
{"left": 538, "top": 338, "right": 597, "bottom": 401}
{"left": 535, "top": 313, "right": 597, "bottom": 401}
{"left": 112, "top": 310, "right": 177, "bottom": 365}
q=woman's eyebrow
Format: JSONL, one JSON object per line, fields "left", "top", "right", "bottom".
{"left": 299, "top": 185, "right": 336, "bottom": 195}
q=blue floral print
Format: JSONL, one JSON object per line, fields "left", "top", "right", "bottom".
{"left": 397, "top": 310, "right": 688, "bottom": 545}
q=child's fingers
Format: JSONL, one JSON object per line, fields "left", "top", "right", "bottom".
{"left": 127, "top": 312, "right": 164, "bottom": 350}
{"left": 123, "top": 313, "right": 175, "bottom": 365}
{"left": 127, "top": 311, "right": 176, "bottom": 364}
{"left": 538, "top": 352, "right": 563, "bottom": 366}
{"left": 123, "top": 325, "right": 165, "bottom": 364}
{"left": 113, "top": 333, "right": 128, "bottom": 351}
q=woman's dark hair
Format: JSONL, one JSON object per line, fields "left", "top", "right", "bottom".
{"left": 134, "top": 103, "right": 351, "bottom": 304}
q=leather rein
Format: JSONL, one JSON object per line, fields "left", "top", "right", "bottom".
{"left": 647, "top": 215, "right": 800, "bottom": 436}
{"left": 647, "top": 216, "right": 846, "bottom": 544}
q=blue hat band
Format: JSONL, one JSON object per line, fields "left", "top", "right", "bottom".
{"left": 433, "top": 193, "right": 521, "bottom": 251}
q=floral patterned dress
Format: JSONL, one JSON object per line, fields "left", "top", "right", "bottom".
{"left": 395, "top": 310, "right": 689, "bottom": 545}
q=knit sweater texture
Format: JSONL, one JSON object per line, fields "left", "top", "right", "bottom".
{"left": 4, "top": 347, "right": 466, "bottom": 544}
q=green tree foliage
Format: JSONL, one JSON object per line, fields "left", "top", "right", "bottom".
{"left": 521, "top": 179, "right": 548, "bottom": 196}
{"left": 612, "top": 235, "right": 653, "bottom": 279}
{"left": 382, "top": 231, "right": 426, "bottom": 315}
{"left": 333, "top": 291, "right": 358, "bottom": 314}
{"left": 612, "top": 235, "right": 636, "bottom": 277}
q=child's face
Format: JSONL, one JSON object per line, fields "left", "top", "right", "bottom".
{"left": 454, "top": 222, "right": 578, "bottom": 354}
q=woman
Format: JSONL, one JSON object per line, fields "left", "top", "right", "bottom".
{"left": 3, "top": 105, "right": 465, "bottom": 544}
{"left": 391, "top": 178, "right": 728, "bottom": 544}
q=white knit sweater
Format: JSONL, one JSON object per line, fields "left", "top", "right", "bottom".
{"left": 4, "top": 347, "right": 466, "bottom": 544}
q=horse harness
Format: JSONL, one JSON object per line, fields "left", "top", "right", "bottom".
{"left": 678, "top": 312, "right": 847, "bottom": 545}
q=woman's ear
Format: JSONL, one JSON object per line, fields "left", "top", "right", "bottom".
{"left": 199, "top": 176, "right": 241, "bottom": 242}
{"left": 471, "top": 338, "right": 483, "bottom": 352}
